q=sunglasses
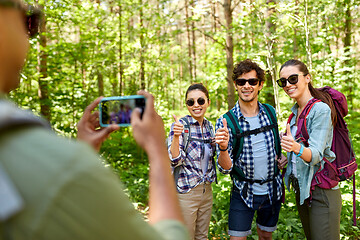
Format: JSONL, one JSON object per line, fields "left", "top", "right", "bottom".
{"left": 276, "top": 74, "right": 307, "bottom": 88}
{"left": 235, "top": 78, "right": 259, "bottom": 86}
{"left": 0, "top": 1, "right": 42, "bottom": 38}
{"left": 186, "top": 97, "right": 206, "bottom": 107}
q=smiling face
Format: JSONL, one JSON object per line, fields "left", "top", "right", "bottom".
{"left": 235, "top": 70, "right": 264, "bottom": 104}
{"left": 186, "top": 89, "right": 210, "bottom": 122}
{"left": 279, "top": 65, "right": 311, "bottom": 101}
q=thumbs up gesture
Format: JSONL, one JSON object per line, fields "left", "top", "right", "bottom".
{"left": 280, "top": 124, "right": 297, "bottom": 153}
{"left": 172, "top": 115, "right": 184, "bottom": 137}
{"left": 215, "top": 118, "right": 229, "bottom": 150}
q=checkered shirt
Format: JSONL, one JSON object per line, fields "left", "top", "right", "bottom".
{"left": 167, "top": 115, "right": 216, "bottom": 193}
{"left": 215, "top": 101, "right": 282, "bottom": 208}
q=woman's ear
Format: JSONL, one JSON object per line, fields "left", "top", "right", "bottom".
{"left": 305, "top": 74, "right": 311, "bottom": 84}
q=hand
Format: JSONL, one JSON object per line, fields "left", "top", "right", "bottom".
{"left": 280, "top": 124, "right": 298, "bottom": 153}
{"left": 172, "top": 115, "right": 184, "bottom": 137}
{"left": 277, "top": 153, "right": 288, "bottom": 170}
{"left": 215, "top": 118, "right": 229, "bottom": 150}
{"left": 131, "top": 90, "right": 166, "bottom": 154}
{"left": 77, "top": 97, "right": 120, "bottom": 152}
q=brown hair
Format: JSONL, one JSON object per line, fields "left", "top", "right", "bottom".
{"left": 233, "top": 59, "right": 265, "bottom": 83}
{"left": 185, "top": 83, "right": 210, "bottom": 102}
{"left": 280, "top": 59, "right": 337, "bottom": 126}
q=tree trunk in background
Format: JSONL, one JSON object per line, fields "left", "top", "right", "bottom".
{"left": 97, "top": 71, "right": 104, "bottom": 96}
{"left": 139, "top": 0, "right": 145, "bottom": 90}
{"left": 264, "top": 0, "right": 278, "bottom": 112}
{"left": 185, "top": 0, "right": 193, "bottom": 82}
{"left": 118, "top": 2, "right": 124, "bottom": 95}
{"left": 224, "top": 0, "right": 235, "bottom": 109}
{"left": 344, "top": 0, "right": 352, "bottom": 109}
{"left": 293, "top": 0, "right": 299, "bottom": 58}
{"left": 38, "top": 4, "right": 51, "bottom": 121}
{"left": 190, "top": 0, "right": 197, "bottom": 81}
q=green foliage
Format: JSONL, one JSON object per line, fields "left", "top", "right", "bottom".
{"left": 8, "top": 0, "right": 360, "bottom": 239}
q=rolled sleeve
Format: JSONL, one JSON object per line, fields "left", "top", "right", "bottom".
{"left": 306, "top": 102, "right": 333, "bottom": 166}
{"left": 215, "top": 116, "right": 233, "bottom": 174}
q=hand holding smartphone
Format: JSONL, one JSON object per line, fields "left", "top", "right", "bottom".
{"left": 99, "top": 95, "right": 146, "bottom": 127}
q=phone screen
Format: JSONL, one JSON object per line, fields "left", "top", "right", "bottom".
{"left": 99, "top": 96, "right": 146, "bottom": 127}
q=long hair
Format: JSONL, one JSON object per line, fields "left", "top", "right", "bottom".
{"left": 280, "top": 59, "right": 337, "bottom": 126}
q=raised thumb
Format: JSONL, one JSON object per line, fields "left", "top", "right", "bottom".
{"left": 222, "top": 118, "right": 228, "bottom": 129}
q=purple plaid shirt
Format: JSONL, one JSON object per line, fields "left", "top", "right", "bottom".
{"left": 167, "top": 115, "right": 216, "bottom": 193}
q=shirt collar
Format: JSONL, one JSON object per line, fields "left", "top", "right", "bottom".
{"left": 234, "top": 100, "right": 265, "bottom": 120}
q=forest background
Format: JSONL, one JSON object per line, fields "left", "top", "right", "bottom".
{"left": 12, "top": 0, "right": 360, "bottom": 239}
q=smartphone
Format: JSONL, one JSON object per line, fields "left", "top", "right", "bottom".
{"left": 99, "top": 95, "right": 146, "bottom": 127}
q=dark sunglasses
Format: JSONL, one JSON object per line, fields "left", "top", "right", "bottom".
{"left": 276, "top": 74, "right": 307, "bottom": 88}
{"left": 186, "top": 97, "right": 206, "bottom": 107}
{"left": 0, "top": 1, "right": 42, "bottom": 38}
{"left": 235, "top": 78, "right": 259, "bottom": 86}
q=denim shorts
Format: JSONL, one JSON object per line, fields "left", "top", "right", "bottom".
{"left": 228, "top": 189, "right": 281, "bottom": 237}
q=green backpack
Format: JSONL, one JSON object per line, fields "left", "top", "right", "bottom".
{"left": 223, "top": 104, "right": 281, "bottom": 198}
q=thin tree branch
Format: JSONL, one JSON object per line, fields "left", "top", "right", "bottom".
{"left": 195, "top": 28, "right": 226, "bottom": 48}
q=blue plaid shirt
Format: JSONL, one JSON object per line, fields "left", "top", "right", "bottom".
{"left": 167, "top": 115, "right": 216, "bottom": 193}
{"left": 215, "top": 101, "right": 282, "bottom": 208}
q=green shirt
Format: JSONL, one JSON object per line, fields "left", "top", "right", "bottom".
{"left": 0, "top": 101, "right": 188, "bottom": 240}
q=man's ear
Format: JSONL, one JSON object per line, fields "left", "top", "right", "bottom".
{"left": 259, "top": 80, "right": 264, "bottom": 91}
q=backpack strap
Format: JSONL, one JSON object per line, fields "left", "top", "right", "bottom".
{"left": 262, "top": 104, "right": 281, "bottom": 157}
{"left": 0, "top": 100, "right": 51, "bottom": 133}
{"left": 223, "top": 110, "right": 243, "bottom": 161}
{"left": 294, "top": 99, "right": 321, "bottom": 146}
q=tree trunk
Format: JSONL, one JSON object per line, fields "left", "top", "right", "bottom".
{"left": 97, "top": 71, "right": 104, "bottom": 96}
{"left": 344, "top": 0, "right": 352, "bottom": 109}
{"left": 224, "top": 0, "right": 235, "bottom": 109}
{"left": 118, "top": 1, "right": 124, "bottom": 95}
{"left": 139, "top": 0, "right": 145, "bottom": 90}
{"left": 37, "top": 4, "right": 51, "bottom": 121}
{"left": 264, "top": 0, "right": 278, "bottom": 112}
{"left": 185, "top": 0, "right": 193, "bottom": 82}
{"left": 190, "top": 0, "right": 197, "bottom": 81}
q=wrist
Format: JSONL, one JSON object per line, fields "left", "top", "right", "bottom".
{"left": 295, "top": 144, "right": 304, "bottom": 157}
{"left": 219, "top": 145, "right": 228, "bottom": 151}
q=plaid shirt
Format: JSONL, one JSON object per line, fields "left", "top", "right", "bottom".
{"left": 167, "top": 115, "right": 216, "bottom": 193}
{"left": 215, "top": 101, "right": 282, "bottom": 208}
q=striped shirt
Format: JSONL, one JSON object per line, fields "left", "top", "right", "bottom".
{"left": 167, "top": 115, "right": 216, "bottom": 194}
{"left": 215, "top": 101, "right": 282, "bottom": 208}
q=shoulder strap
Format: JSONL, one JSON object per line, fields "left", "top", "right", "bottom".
{"left": 295, "top": 99, "right": 321, "bottom": 145}
{"left": 180, "top": 117, "right": 191, "bottom": 153}
{"left": 223, "top": 110, "right": 243, "bottom": 161}
{"left": 262, "top": 104, "right": 281, "bottom": 157}
{"left": 0, "top": 100, "right": 51, "bottom": 133}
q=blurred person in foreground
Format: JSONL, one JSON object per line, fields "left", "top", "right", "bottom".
{"left": 0, "top": 1, "right": 188, "bottom": 239}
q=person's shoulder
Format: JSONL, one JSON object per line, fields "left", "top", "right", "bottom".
{"left": 2, "top": 126, "right": 103, "bottom": 172}
{"left": 312, "top": 101, "right": 331, "bottom": 113}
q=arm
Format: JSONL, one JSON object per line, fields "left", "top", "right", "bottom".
{"left": 77, "top": 97, "right": 119, "bottom": 152}
{"left": 169, "top": 115, "right": 184, "bottom": 160}
{"left": 215, "top": 118, "right": 232, "bottom": 171}
{"left": 281, "top": 123, "right": 312, "bottom": 163}
{"left": 281, "top": 103, "right": 332, "bottom": 164}
{"left": 131, "top": 91, "right": 184, "bottom": 224}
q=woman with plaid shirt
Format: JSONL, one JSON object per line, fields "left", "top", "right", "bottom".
{"left": 167, "top": 83, "right": 217, "bottom": 240}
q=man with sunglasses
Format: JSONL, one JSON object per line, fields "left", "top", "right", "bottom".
{"left": 0, "top": 1, "right": 188, "bottom": 240}
{"left": 215, "top": 59, "right": 285, "bottom": 240}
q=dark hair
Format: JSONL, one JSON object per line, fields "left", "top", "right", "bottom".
{"left": 185, "top": 83, "right": 209, "bottom": 102}
{"left": 280, "top": 59, "right": 337, "bottom": 126}
{"left": 233, "top": 59, "right": 265, "bottom": 83}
